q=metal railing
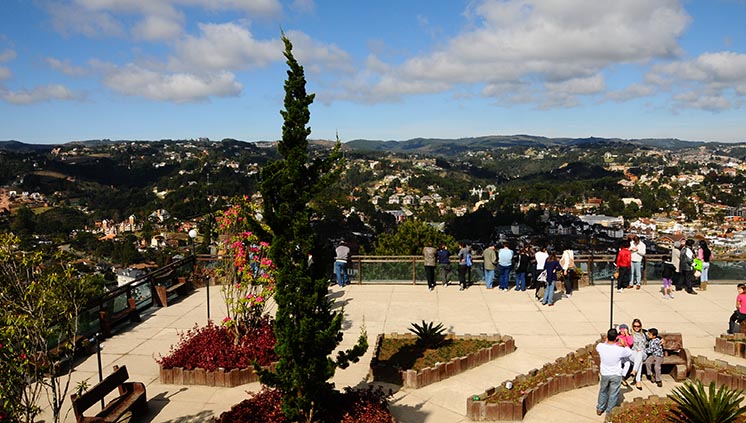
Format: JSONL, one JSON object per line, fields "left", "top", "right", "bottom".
{"left": 345, "top": 254, "right": 746, "bottom": 285}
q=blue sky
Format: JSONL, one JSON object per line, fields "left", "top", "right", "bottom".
{"left": 1, "top": 0, "right": 745, "bottom": 144}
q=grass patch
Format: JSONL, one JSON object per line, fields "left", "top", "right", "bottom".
{"left": 376, "top": 337, "right": 495, "bottom": 372}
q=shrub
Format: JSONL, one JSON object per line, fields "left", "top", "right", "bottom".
{"left": 215, "top": 386, "right": 393, "bottom": 423}
{"left": 668, "top": 379, "right": 746, "bottom": 423}
{"left": 408, "top": 320, "right": 447, "bottom": 347}
{"left": 155, "top": 317, "right": 277, "bottom": 371}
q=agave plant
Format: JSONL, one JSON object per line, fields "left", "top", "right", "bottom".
{"left": 408, "top": 320, "right": 447, "bottom": 348}
{"left": 667, "top": 379, "right": 746, "bottom": 423}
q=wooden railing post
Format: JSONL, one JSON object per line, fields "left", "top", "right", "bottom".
{"left": 412, "top": 256, "right": 416, "bottom": 285}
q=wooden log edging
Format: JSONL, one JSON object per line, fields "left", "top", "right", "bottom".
{"left": 369, "top": 333, "right": 516, "bottom": 389}
{"left": 159, "top": 362, "right": 276, "bottom": 387}
{"left": 466, "top": 342, "right": 601, "bottom": 421}
{"left": 690, "top": 355, "right": 746, "bottom": 390}
{"left": 607, "top": 395, "right": 671, "bottom": 421}
{"left": 714, "top": 334, "right": 746, "bottom": 358}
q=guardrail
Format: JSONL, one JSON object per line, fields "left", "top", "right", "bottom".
{"left": 343, "top": 254, "right": 746, "bottom": 285}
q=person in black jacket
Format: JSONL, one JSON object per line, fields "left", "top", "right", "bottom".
{"left": 514, "top": 245, "right": 531, "bottom": 291}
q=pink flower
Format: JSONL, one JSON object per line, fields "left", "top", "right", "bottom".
{"left": 259, "top": 241, "right": 269, "bottom": 247}
{"left": 20, "top": 353, "right": 27, "bottom": 360}
{"left": 222, "top": 317, "right": 232, "bottom": 323}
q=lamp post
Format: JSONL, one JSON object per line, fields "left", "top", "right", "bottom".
{"left": 188, "top": 229, "right": 197, "bottom": 256}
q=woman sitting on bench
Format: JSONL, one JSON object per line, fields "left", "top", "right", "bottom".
{"left": 727, "top": 283, "right": 746, "bottom": 334}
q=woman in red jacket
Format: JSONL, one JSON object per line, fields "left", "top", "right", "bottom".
{"left": 616, "top": 239, "right": 632, "bottom": 293}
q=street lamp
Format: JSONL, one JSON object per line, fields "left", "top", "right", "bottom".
{"left": 188, "top": 229, "right": 197, "bottom": 256}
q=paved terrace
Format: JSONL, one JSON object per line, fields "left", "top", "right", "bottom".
{"left": 39, "top": 283, "right": 746, "bottom": 423}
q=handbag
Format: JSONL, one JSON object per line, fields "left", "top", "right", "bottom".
{"left": 537, "top": 270, "right": 548, "bottom": 283}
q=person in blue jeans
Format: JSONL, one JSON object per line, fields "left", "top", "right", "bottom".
{"left": 541, "top": 252, "right": 562, "bottom": 306}
{"left": 334, "top": 240, "right": 350, "bottom": 287}
{"left": 497, "top": 242, "right": 514, "bottom": 291}
{"left": 482, "top": 243, "right": 497, "bottom": 289}
{"left": 514, "top": 245, "right": 531, "bottom": 291}
{"left": 596, "top": 328, "right": 633, "bottom": 418}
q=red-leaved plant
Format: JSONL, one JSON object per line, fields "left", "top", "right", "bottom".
{"left": 215, "top": 385, "right": 394, "bottom": 423}
{"left": 155, "top": 317, "right": 277, "bottom": 371}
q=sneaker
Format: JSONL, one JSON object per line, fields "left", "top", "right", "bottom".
{"left": 566, "top": 293, "right": 572, "bottom": 298}
{"left": 617, "top": 289, "right": 623, "bottom": 293}
{"left": 636, "top": 285, "right": 641, "bottom": 290}
{"left": 656, "top": 381, "right": 663, "bottom": 387}
{"left": 668, "top": 294, "right": 674, "bottom": 299}
{"left": 459, "top": 286, "right": 465, "bottom": 291}
{"left": 596, "top": 409, "right": 604, "bottom": 416}
{"left": 428, "top": 286, "right": 434, "bottom": 291}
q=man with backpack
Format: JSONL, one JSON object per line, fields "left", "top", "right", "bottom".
{"left": 679, "top": 239, "right": 697, "bottom": 295}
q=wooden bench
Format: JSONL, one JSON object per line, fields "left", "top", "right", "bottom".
{"left": 155, "top": 276, "right": 192, "bottom": 307}
{"left": 99, "top": 298, "right": 139, "bottom": 338}
{"left": 659, "top": 332, "right": 691, "bottom": 381}
{"left": 70, "top": 365, "right": 147, "bottom": 423}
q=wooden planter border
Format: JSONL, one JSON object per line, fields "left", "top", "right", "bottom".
{"left": 466, "top": 342, "right": 601, "bottom": 421}
{"left": 714, "top": 334, "right": 746, "bottom": 359}
{"left": 159, "top": 362, "right": 276, "bottom": 387}
{"left": 690, "top": 355, "right": 746, "bottom": 391}
{"left": 369, "top": 333, "right": 515, "bottom": 389}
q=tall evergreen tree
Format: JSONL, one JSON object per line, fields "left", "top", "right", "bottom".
{"left": 257, "top": 35, "right": 367, "bottom": 422}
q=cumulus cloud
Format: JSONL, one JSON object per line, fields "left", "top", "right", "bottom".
{"left": 0, "top": 49, "right": 17, "bottom": 62}
{"left": 0, "top": 67, "right": 11, "bottom": 81}
{"left": 101, "top": 63, "right": 242, "bottom": 102}
{"left": 648, "top": 51, "right": 746, "bottom": 111}
{"left": 46, "top": 57, "right": 87, "bottom": 76}
{"left": 0, "top": 84, "right": 80, "bottom": 104}
{"left": 607, "top": 83, "right": 654, "bottom": 101}
{"left": 342, "top": 0, "right": 690, "bottom": 106}
{"left": 45, "top": 0, "right": 283, "bottom": 41}
{"left": 172, "top": 22, "right": 281, "bottom": 71}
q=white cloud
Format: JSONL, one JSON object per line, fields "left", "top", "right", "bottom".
{"left": 173, "top": 23, "right": 281, "bottom": 71}
{"left": 0, "top": 49, "right": 17, "bottom": 62}
{"left": 102, "top": 64, "right": 242, "bottom": 102}
{"left": 0, "top": 66, "right": 11, "bottom": 81}
{"left": 46, "top": 57, "right": 88, "bottom": 76}
{"left": 647, "top": 51, "right": 746, "bottom": 111}
{"left": 343, "top": 0, "right": 690, "bottom": 106}
{"left": 607, "top": 83, "right": 654, "bottom": 101}
{"left": 284, "top": 30, "right": 353, "bottom": 74}
{"left": 289, "top": 0, "right": 315, "bottom": 14}
{"left": 132, "top": 15, "right": 184, "bottom": 41}
{"left": 0, "top": 84, "right": 80, "bottom": 105}
{"left": 46, "top": 2, "right": 125, "bottom": 38}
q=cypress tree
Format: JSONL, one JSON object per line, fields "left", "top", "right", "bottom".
{"left": 257, "top": 34, "right": 367, "bottom": 422}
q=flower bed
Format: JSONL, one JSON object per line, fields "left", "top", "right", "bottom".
{"left": 714, "top": 333, "right": 746, "bottom": 358}
{"left": 689, "top": 355, "right": 746, "bottom": 391}
{"left": 466, "top": 342, "right": 600, "bottom": 421}
{"left": 369, "top": 333, "right": 515, "bottom": 389}
{"left": 608, "top": 395, "right": 675, "bottom": 423}
{"left": 155, "top": 319, "right": 277, "bottom": 387}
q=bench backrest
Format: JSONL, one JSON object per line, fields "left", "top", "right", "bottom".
{"left": 71, "top": 365, "right": 129, "bottom": 415}
{"left": 660, "top": 332, "right": 683, "bottom": 352}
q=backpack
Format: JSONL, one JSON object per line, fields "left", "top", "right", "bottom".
{"left": 465, "top": 253, "right": 472, "bottom": 267}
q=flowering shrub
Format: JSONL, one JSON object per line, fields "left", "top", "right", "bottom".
{"left": 215, "top": 386, "right": 394, "bottom": 423}
{"left": 155, "top": 318, "right": 277, "bottom": 371}
{"left": 216, "top": 197, "right": 276, "bottom": 337}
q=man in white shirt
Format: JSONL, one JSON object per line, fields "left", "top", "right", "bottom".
{"left": 596, "top": 328, "right": 633, "bottom": 418}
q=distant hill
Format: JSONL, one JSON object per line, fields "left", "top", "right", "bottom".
{"left": 344, "top": 135, "right": 706, "bottom": 154}
{"left": 0, "top": 140, "right": 57, "bottom": 153}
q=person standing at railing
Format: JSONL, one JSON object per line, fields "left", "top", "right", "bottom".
{"left": 534, "top": 245, "right": 548, "bottom": 299}
{"left": 680, "top": 239, "right": 697, "bottom": 295}
{"left": 334, "top": 239, "right": 350, "bottom": 287}
{"left": 671, "top": 241, "right": 682, "bottom": 291}
{"left": 559, "top": 247, "right": 575, "bottom": 298}
{"left": 436, "top": 244, "right": 452, "bottom": 287}
{"left": 423, "top": 242, "right": 437, "bottom": 291}
{"left": 497, "top": 242, "right": 514, "bottom": 291}
{"left": 629, "top": 235, "right": 646, "bottom": 290}
{"left": 615, "top": 240, "right": 631, "bottom": 294}
{"left": 483, "top": 243, "right": 497, "bottom": 289}
{"left": 457, "top": 242, "right": 469, "bottom": 291}
{"left": 698, "top": 240, "right": 711, "bottom": 287}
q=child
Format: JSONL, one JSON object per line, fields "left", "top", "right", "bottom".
{"left": 662, "top": 261, "right": 675, "bottom": 299}
{"left": 616, "top": 324, "right": 634, "bottom": 386}
{"left": 727, "top": 283, "right": 746, "bottom": 334}
{"left": 643, "top": 328, "right": 663, "bottom": 387}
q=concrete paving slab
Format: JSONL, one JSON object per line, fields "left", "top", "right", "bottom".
{"left": 34, "top": 284, "right": 746, "bottom": 423}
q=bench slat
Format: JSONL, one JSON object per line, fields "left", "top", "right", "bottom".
{"left": 72, "top": 366, "right": 130, "bottom": 414}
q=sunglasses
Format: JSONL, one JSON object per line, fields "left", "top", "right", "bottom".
{"left": 632, "top": 325, "right": 641, "bottom": 328}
